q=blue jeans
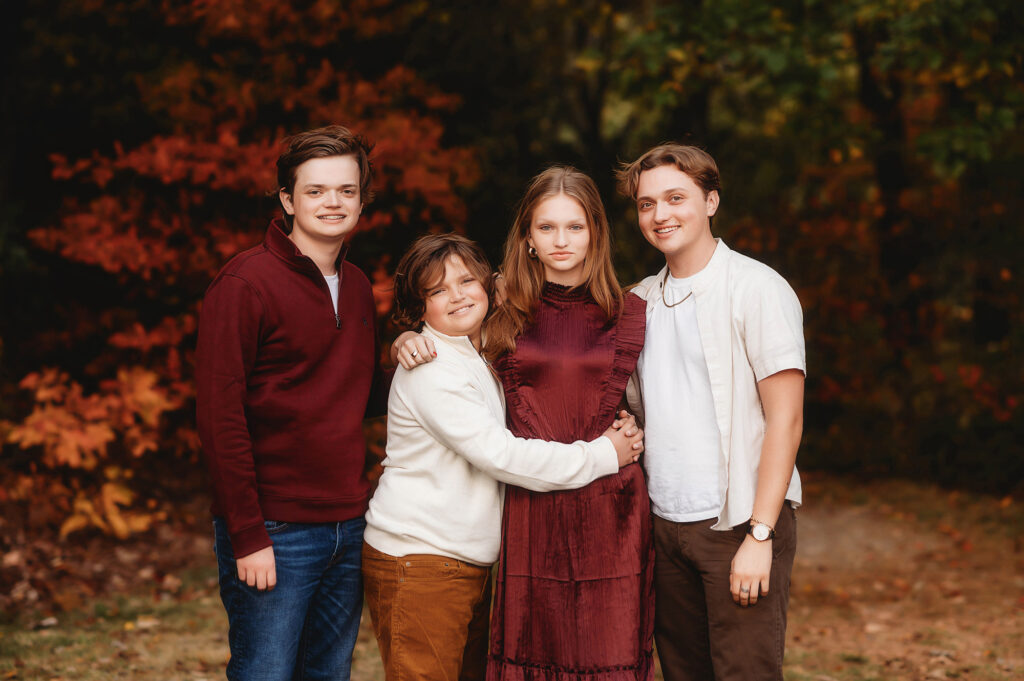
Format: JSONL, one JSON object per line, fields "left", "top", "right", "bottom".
{"left": 213, "top": 516, "right": 366, "bottom": 681}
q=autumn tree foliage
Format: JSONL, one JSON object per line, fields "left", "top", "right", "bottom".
{"left": 2, "top": 0, "right": 1021, "bottom": 564}
{"left": 2, "top": 0, "right": 476, "bottom": 542}
{"left": 397, "top": 0, "right": 1023, "bottom": 490}
{"left": 606, "top": 0, "right": 1024, "bottom": 487}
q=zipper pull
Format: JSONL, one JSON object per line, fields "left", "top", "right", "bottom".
{"left": 335, "top": 313, "right": 341, "bottom": 329}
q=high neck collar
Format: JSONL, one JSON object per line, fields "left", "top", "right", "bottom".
{"left": 264, "top": 217, "right": 349, "bottom": 276}
{"left": 421, "top": 323, "right": 482, "bottom": 358}
{"left": 541, "top": 281, "right": 589, "bottom": 304}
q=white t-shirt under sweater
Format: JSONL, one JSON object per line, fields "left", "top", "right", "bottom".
{"left": 637, "top": 271, "right": 722, "bottom": 522}
{"left": 364, "top": 323, "right": 618, "bottom": 566}
{"left": 324, "top": 272, "right": 340, "bottom": 312}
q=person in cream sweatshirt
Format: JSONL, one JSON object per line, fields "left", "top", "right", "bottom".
{"left": 362, "top": 234, "right": 643, "bottom": 681}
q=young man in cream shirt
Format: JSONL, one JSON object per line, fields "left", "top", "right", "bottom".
{"left": 618, "top": 144, "right": 805, "bottom": 681}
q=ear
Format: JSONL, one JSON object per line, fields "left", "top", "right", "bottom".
{"left": 279, "top": 188, "right": 295, "bottom": 215}
{"left": 705, "top": 189, "right": 720, "bottom": 218}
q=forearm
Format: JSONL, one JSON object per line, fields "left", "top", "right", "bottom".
{"left": 425, "top": 407, "right": 617, "bottom": 490}
{"left": 750, "top": 421, "right": 801, "bottom": 526}
{"left": 751, "top": 369, "right": 804, "bottom": 527}
{"left": 198, "top": 414, "right": 269, "bottom": 556}
{"left": 196, "top": 363, "right": 264, "bottom": 550}
{"left": 733, "top": 370, "right": 803, "bottom": 606}
{"left": 195, "top": 277, "right": 268, "bottom": 556}
{"left": 480, "top": 434, "right": 617, "bottom": 491}
{"left": 401, "top": 369, "right": 617, "bottom": 491}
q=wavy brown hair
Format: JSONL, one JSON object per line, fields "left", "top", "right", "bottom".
{"left": 483, "top": 166, "right": 622, "bottom": 362}
{"left": 615, "top": 143, "right": 720, "bottom": 200}
{"left": 392, "top": 233, "right": 495, "bottom": 331}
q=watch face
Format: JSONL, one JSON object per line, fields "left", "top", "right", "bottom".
{"left": 752, "top": 524, "right": 771, "bottom": 541}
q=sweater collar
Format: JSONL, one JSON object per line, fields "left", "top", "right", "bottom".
{"left": 264, "top": 217, "right": 350, "bottom": 276}
{"left": 421, "top": 323, "right": 482, "bottom": 359}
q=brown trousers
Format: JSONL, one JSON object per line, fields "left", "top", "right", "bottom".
{"left": 362, "top": 542, "right": 491, "bottom": 681}
{"left": 653, "top": 504, "right": 796, "bottom": 681}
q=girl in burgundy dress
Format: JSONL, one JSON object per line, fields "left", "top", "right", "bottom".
{"left": 482, "top": 166, "right": 654, "bottom": 681}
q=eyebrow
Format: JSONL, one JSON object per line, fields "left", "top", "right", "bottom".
{"left": 532, "top": 213, "right": 587, "bottom": 222}
{"left": 302, "top": 183, "right": 359, "bottom": 190}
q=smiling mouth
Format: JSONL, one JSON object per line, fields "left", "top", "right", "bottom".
{"left": 318, "top": 214, "right": 347, "bottom": 221}
{"left": 449, "top": 304, "right": 475, "bottom": 316}
{"left": 550, "top": 252, "right": 574, "bottom": 259}
{"left": 654, "top": 226, "right": 680, "bottom": 235}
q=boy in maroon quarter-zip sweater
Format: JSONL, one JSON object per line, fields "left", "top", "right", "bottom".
{"left": 195, "top": 125, "right": 389, "bottom": 681}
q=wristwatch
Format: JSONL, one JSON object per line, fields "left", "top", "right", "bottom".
{"left": 747, "top": 519, "right": 776, "bottom": 542}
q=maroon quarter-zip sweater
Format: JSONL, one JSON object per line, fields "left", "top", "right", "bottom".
{"left": 196, "top": 218, "right": 389, "bottom": 558}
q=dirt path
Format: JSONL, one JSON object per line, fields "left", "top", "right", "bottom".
{"left": 2, "top": 475, "right": 1020, "bottom": 680}
{"left": 782, "top": 476, "right": 1022, "bottom": 681}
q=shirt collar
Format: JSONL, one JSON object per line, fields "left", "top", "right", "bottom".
{"left": 647, "top": 238, "right": 731, "bottom": 299}
{"left": 687, "top": 238, "right": 729, "bottom": 293}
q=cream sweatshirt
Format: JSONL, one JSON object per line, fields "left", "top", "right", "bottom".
{"left": 364, "top": 324, "right": 618, "bottom": 565}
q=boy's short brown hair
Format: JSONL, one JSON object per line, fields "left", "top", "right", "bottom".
{"left": 616, "top": 144, "right": 721, "bottom": 201}
{"left": 392, "top": 234, "right": 495, "bottom": 329}
{"left": 276, "top": 125, "right": 375, "bottom": 203}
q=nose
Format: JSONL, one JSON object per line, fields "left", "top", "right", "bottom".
{"left": 325, "top": 190, "right": 342, "bottom": 206}
{"left": 653, "top": 201, "right": 668, "bottom": 223}
{"left": 450, "top": 284, "right": 467, "bottom": 302}
{"left": 554, "top": 227, "right": 569, "bottom": 247}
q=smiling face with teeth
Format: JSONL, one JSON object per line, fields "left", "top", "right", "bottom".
{"left": 635, "top": 164, "right": 720, "bottom": 277}
{"left": 279, "top": 154, "right": 363, "bottom": 252}
{"left": 420, "top": 255, "right": 490, "bottom": 349}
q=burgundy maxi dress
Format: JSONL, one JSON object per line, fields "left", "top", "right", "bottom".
{"left": 486, "top": 283, "right": 655, "bottom": 681}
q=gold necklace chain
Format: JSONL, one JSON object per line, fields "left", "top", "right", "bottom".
{"left": 661, "top": 270, "right": 693, "bottom": 308}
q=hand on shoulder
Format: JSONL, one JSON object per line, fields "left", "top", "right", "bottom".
{"left": 392, "top": 330, "right": 436, "bottom": 370}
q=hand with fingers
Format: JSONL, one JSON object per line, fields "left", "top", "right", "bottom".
{"left": 603, "top": 409, "right": 645, "bottom": 467}
{"left": 236, "top": 545, "right": 277, "bottom": 591}
{"left": 729, "top": 533, "right": 772, "bottom": 607}
{"left": 392, "top": 330, "right": 437, "bottom": 370}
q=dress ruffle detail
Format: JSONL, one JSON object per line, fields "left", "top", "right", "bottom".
{"left": 495, "top": 289, "right": 645, "bottom": 439}
{"left": 597, "top": 293, "right": 646, "bottom": 419}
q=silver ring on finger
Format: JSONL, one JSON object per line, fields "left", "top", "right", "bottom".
{"left": 740, "top": 586, "right": 750, "bottom": 594}
{"left": 410, "top": 350, "right": 418, "bottom": 358}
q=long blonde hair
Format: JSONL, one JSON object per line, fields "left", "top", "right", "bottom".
{"left": 483, "top": 166, "right": 622, "bottom": 362}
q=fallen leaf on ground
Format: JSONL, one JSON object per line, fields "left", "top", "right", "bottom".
{"left": 135, "top": 615, "right": 160, "bottom": 629}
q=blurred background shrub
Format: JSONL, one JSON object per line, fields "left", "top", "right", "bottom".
{"left": 1, "top": 0, "right": 1020, "bottom": 542}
